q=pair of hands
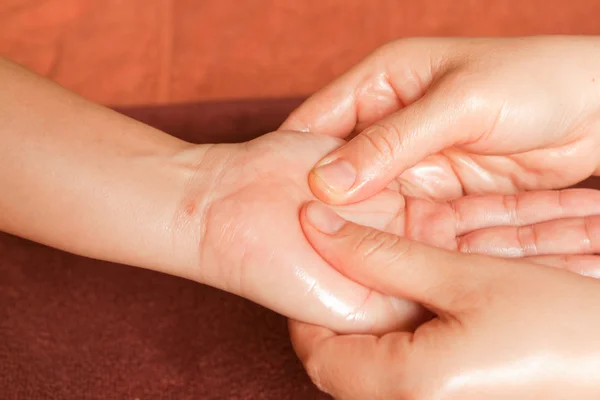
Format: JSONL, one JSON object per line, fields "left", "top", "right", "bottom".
{"left": 2, "top": 35, "right": 597, "bottom": 399}
{"left": 181, "top": 36, "right": 600, "bottom": 398}
{"left": 272, "top": 36, "right": 600, "bottom": 398}
{"left": 190, "top": 36, "right": 600, "bottom": 330}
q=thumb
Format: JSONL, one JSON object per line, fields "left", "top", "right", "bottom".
{"left": 301, "top": 201, "right": 500, "bottom": 313}
{"left": 309, "top": 78, "right": 488, "bottom": 205}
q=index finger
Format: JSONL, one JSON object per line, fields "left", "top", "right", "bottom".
{"left": 280, "top": 38, "right": 452, "bottom": 138}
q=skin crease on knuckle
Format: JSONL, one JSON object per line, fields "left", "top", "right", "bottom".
{"left": 360, "top": 123, "right": 402, "bottom": 168}
{"left": 350, "top": 226, "right": 410, "bottom": 268}
{"left": 362, "top": 41, "right": 441, "bottom": 115}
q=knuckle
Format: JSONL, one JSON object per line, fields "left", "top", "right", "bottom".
{"left": 370, "top": 40, "right": 401, "bottom": 60}
{"left": 437, "top": 71, "right": 480, "bottom": 105}
{"left": 456, "top": 234, "right": 473, "bottom": 254}
{"left": 372, "top": 38, "right": 426, "bottom": 59}
{"left": 380, "top": 234, "right": 412, "bottom": 261}
{"left": 281, "top": 110, "right": 310, "bottom": 132}
{"left": 502, "top": 193, "right": 520, "bottom": 225}
{"left": 351, "top": 229, "right": 382, "bottom": 255}
{"left": 516, "top": 225, "right": 538, "bottom": 256}
{"left": 352, "top": 229, "right": 411, "bottom": 263}
{"left": 360, "top": 123, "right": 402, "bottom": 165}
{"left": 582, "top": 216, "right": 595, "bottom": 252}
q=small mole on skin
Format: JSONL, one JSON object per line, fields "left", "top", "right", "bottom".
{"left": 593, "top": 78, "right": 596, "bottom": 83}
{"left": 185, "top": 200, "right": 196, "bottom": 216}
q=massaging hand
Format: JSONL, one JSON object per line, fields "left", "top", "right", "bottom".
{"left": 290, "top": 202, "right": 600, "bottom": 399}
{"left": 184, "top": 131, "right": 600, "bottom": 333}
{"left": 282, "top": 36, "right": 600, "bottom": 202}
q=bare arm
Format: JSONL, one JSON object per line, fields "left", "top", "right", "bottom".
{"left": 0, "top": 58, "right": 203, "bottom": 280}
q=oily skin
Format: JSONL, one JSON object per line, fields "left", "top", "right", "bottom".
{"left": 182, "top": 131, "right": 600, "bottom": 333}
{"left": 281, "top": 36, "right": 600, "bottom": 203}
{"left": 290, "top": 202, "right": 600, "bottom": 399}
{"left": 284, "top": 35, "right": 600, "bottom": 396}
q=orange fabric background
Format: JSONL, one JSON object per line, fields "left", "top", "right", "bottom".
{"left": 3, "top": 0, "right": 600, "bottom": 106}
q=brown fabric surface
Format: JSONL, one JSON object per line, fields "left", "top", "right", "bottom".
{"left": 0, "top": 99, "right": 332, "bottom": 400}
{"left": 2, "top": 0, "right": 600, "bottom": 105}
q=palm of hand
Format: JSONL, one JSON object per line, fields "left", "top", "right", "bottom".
{"left": 190, "top": 132, "right": 600, "bottom": 333}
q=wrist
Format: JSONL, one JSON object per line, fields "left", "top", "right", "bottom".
{"left": 160, "top": 142, "right": 237, "bottom": 284}
{"left": 77, "top": 139, "right": 206, "bottom": 279}
{"left": 134, "top": 142, "right": 214, "bottom": 281}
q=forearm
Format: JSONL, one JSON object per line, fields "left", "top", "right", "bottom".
{"left": 0, "top": 58, "right": 203, "bottom": 279}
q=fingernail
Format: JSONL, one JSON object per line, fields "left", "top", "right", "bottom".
{"left": 305, "top": 202, "right": 346, "bottom": 234}
{"left": 312, "top": 158, "right": 357, "bottom": 193}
